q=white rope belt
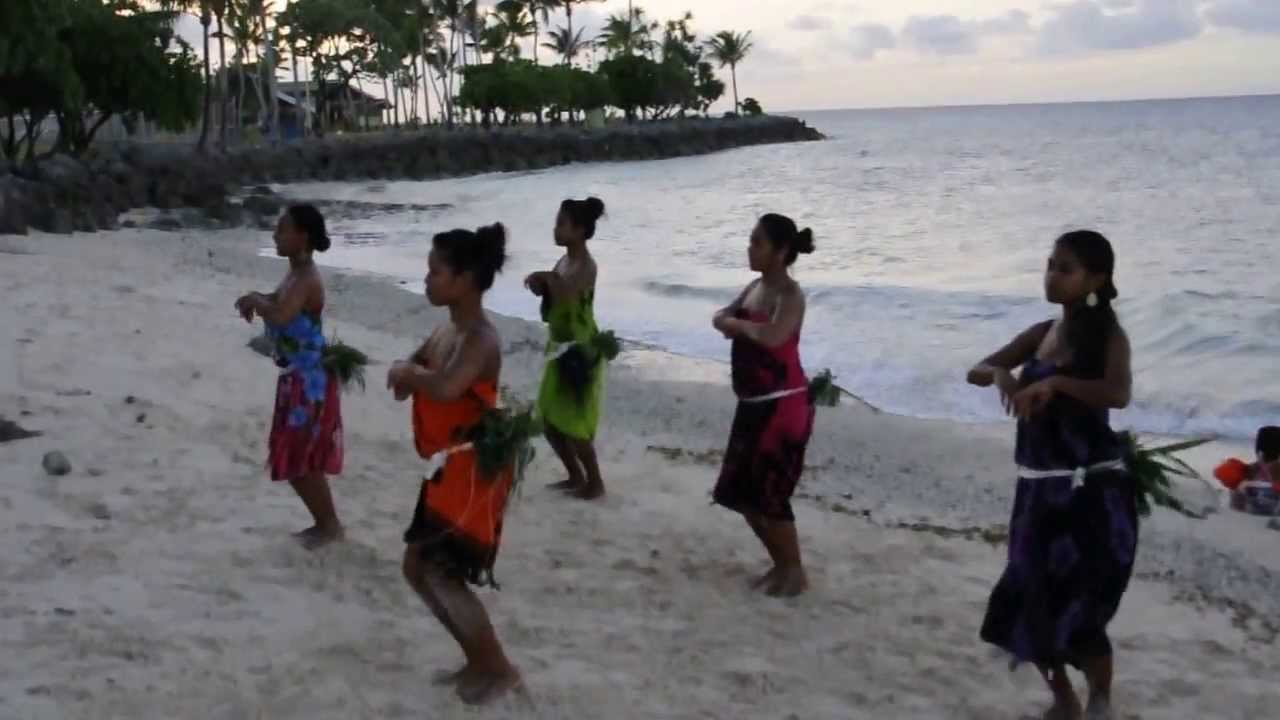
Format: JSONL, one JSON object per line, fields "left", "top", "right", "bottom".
{"left": 740, "top": 386, "right": 808, "bottom": 404}
{"left": 546, "top": 341, "right": 580, "bottom": 360}
{"left": 1017, "top": 459, "right": 1126, "bottom": 484}
{"left": 422, "top": 442, "right": 475, "bottom": 478}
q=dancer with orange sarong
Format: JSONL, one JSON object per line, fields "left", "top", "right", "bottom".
{"left": 387, "top": 222, "right": 521, "bottom": 706}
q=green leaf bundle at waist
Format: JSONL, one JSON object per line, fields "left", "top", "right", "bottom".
{"left": 460, "top": 403, "right": 542, "bottom": 494}
{"left": 322, "top": 340, "right": 370, "bottom": 392}
{"left": 1121, "top": 431, "right": 1212, "bottom": 519}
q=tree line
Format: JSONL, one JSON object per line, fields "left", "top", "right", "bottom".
{"left": 0, "top": 1, "right": 759, "bottom": 163}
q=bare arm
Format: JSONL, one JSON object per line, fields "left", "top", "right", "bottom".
{"left": 715, "top": 280, "right": 758, "bottom": 320}
{"left": 393, "top": 327, "right": 498, "bottom": 403}
{"left": 526, "top": 257, "right": 596, "bottom": 304}
{"left": 1050, "top": 329, "right": 1132, "bottom": 410}
{"left": 722, "top": 284, "right": 805, "bottom": 349}
{"left": 246, "top": 273, "right": 317, "bottom": 327}
{"left": 967, "top": 322, "right": 1050, "bottom": 386}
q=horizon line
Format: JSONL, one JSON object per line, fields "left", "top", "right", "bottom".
{"left": 781, "top": 91, "right": 1280, "bottom": 115}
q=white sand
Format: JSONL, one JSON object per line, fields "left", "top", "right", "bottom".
{"left": 1, "top": 228, "right": 1277, "bottom": 720}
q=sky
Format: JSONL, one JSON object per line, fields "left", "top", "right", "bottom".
{"left": 174, "top": 0, "right": 1280, "bottom": 112}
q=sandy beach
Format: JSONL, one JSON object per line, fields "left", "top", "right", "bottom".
{"left": 1, "top": 226, "right": 1277, "bottom": 720}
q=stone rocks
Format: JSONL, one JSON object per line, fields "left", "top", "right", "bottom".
{"left": 0, "top": 116, "right": 823, "bottom": 236}
{"left": 0, "top": 417, "right": 40, "bottom": 443}
{"left": 42, "top": 451, "right": 72, "bottom": 476}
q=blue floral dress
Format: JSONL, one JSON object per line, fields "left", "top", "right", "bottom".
{"left": 265, "top": 311, "right": 343, "bottom": 481}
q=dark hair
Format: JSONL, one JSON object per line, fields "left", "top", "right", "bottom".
{"left": 1056, "top": 230, "right": 1120, "bottom": 379}
{"left": 1258, "top": 426, "right": 1280, "bottom": 463}
{"left": 559, "top": 197, "right": 606, "bottom": 240}
{"left": 286, "top": 204, "right": 330, "bottom": 253}
{"left": 758, "top": 213, "right": 815, "bottom": 265}
{"left": 432, "top": 222, "right": 508, "bottom": 291}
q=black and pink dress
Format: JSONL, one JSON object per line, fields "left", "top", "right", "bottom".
{"left": 713, "top": 309, "right": 815, "bottom": 521}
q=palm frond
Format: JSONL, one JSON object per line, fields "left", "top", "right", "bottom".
{"left": 322, "top": 339, "right": 370, "bottom": 392}
{"left": 1120, "top": 431, "right": 1212, "bottom": 519}
{"left": 460, "top": 400, "right": 542, "bottom": 498}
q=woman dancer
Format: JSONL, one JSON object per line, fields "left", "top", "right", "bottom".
{"left": 525, "top": 197, "right": 609, "bottom": 500}
{"left": 235, "top": 204, "right": 344, "bottom": 549}
{"left": 711, "top": 213, "right": 816, "bottom": 597}
{"left": 967, "top": 230, "right": 1135, "bottom": 720}
{"left": 387, "top": 223, "right": 521, "bottom": 705}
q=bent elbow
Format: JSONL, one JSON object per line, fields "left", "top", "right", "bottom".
{"left": 1112, "top": 391, "right": 1131, "bottom": 410}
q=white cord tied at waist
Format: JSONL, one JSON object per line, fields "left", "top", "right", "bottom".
{"left": 1017, "top": 459, "right": 1127, "bottom": 486}
{"left": 546, "top": 340, "right": 580, "bottom": 360}
{"left": 422, "top": 442, "right": 475, "bottom": 479}
{"left": 740, "top": 386, "right": 808, "bottom": 404}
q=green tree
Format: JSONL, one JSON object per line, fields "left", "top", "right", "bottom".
{"left": 55, "top": 2, "right": 203, "bottom": 154}
{"left": 705, "top": 29, "right": 752, "bottom": 115}
{"left": 560, "top": 0, "right": 603, "bottom": 64}
{"left": 158, "top": 0, "right": 216, "bottom": 151}
{"left": 693, "top": 61, "right": 724, "bottom": 116}
{"left": 596, "top": 53, "right": 661, "bottom": 121}
{"left": 0, "top": 0, "right": 79, "bottom": 163}
{"left": 740, "top": 97, "right": 762, "bottom": 116}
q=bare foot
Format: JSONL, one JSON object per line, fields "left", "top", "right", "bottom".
{"left": 1042, "top": 699, "right": 1084, "bottom": 720}
{"left": 547, "top": 478, "right": 582, "bottom": 492}
{"left": 293, "top": 524, "right": 344, "bottom": 550}
{"left": 432, "top": 665, "right": 478, "bottom": 686}
{"left": 456, "top": 665, "right": 523, "bottom": 706}
{"left": 765, "top": 566, "right": 809, "bottom": 597}
{"left": 751, "top": 566, "right": 780, "bottom": 590}
{"left": 1085, "top": 696, "right": 1112, "bottom": 720}
{"left": 572, "top": 481, "right": 605, "bottom": 501}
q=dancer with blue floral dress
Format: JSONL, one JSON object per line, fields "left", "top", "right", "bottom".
{"left": 236, "top": 205, "right": 345, "bottom": 549}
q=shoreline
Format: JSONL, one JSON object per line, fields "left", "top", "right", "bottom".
{"left": 2, "top": 228, "right": 1277, "bottom": 718}
{"left": 0, "top": 116, "right": 822, "bottom": 237}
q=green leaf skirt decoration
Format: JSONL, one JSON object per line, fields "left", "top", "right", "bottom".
{"left": 459, "top": 399, "right": 543, "bottom": 497}
{"left": 1120, "top": 431, "right": 1212, "bottom": 519}
{"left": 322, "top": 340, "right": 370, "bottom": 392}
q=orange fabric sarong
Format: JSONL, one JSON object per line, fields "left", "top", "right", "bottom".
{"left": 404, "top": 380, "right": 513, "bottom": 587}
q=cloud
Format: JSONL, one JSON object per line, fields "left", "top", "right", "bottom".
{"left": 787, "top": 15, "right": 833, "bottom": 33}
{"left": 846, "top": 23, "right": 896, "bottom": 61}
{"left": 749, "top": 41, "right": 804, "bottom": 71}
{"left": 1037, "top": 0, "right": 1203, "bottom": 55}
{"left": 900, "top": 11, "right": 1032, "bottom": 56}
{"left": 1205, "top": 0, "right": 1280, "bottom": 34}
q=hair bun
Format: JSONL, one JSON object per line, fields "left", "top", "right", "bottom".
{"left": 584, "top": 197, "right": 606, "bottom": 221}
{"left": 475, "top": 222, "right": 508, "bottom": 274}
{"left": 313, "top": 232, "right": 331, "bottom": 253}
{"left": 794, "top": 228, "right": 815, "bottom": 255}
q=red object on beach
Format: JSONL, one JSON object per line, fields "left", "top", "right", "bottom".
{"left": 1214, "top": 458, "right": 1248, "bottom": 490}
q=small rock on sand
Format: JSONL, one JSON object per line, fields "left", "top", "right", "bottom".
{"left": 0, "top": 417, "right": 40, "bottom": 443}
{"left": 1267, "top": 517, "right": 1280, "bottom": 532}
{"left": 42, "top": 451, "right": 72, "bottom": 476}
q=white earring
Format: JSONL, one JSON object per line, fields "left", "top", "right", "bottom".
{"left": 1086, "top": 292, "right": 1098, "bottom": 308}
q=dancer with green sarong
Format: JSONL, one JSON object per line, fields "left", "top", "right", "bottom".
{"left": 525, "top": 198, "right": 610, "bottom": 501}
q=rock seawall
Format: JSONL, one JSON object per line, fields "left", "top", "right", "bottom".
{"left": 0, "top": 116, "right": 822, "bottom": 235}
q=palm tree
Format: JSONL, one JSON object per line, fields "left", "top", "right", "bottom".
{"left": 542, "top": 24, "right": 586, "bottom": 65}
{"left": 209, "top": 1, "right": 231, "bottom": 146}
{"left": 596, "top": 7, "right": 655, "bottom": 57}
{"left": 560, "top": 0, "right": 603, "bottom": 57}
{"left": 522, "top": 0, "right": 561, "bottom": 64}
{"left": 705, "top": 30, "right": 752, "bottom": 115}
{"left": 159, "top": 1, "right": 215, "bottom": 150}
{"left": 493, "top": 1, "right": 535, "bottom": 60}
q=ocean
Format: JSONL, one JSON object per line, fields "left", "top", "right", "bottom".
{"left": 274, "top": 95, "right": 1280, "bottom": 441}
